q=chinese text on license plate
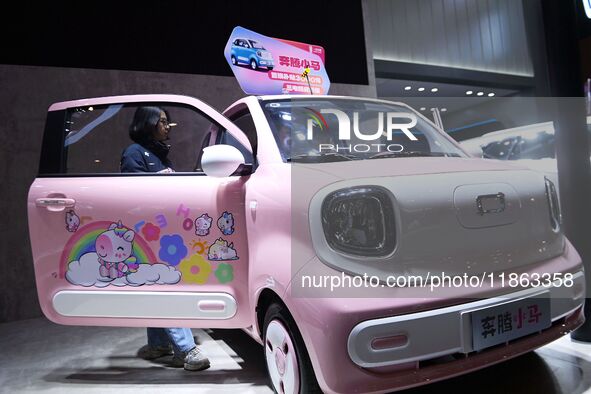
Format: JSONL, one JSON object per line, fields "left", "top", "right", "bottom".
{"left": 470, "top": 296, "right": 551, "bottom": 351}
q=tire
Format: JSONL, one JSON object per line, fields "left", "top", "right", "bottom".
{"left": 231, "top": 55, "right": 237, "bottom": 65}
{"left": 268, "top": 66, "right": 274, "bottom": 70}
{"left": 250, "top": 59, "right": 258, "bottom": 70}
{"left": 263, "top": 303, "right": 322, "bottom": 394}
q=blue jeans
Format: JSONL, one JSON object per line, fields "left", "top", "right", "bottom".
{"left": 147, "top": 327, "right": 196, "bottom": 356}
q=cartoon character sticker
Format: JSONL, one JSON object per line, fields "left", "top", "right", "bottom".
{"left": 207, "top": 238, "right": 239, "bottom": 261}
{"left": 217, "top": 211, "right": 235, "bottom": 235}
{"left": 64, "top": 220, "right": 181, "bottom": 287}
{"left": 96, "top": 221, "right": 139, "bottom": 279}
{"left": 65, "top": 210, "right": 80, "bottom": 232}
{"left": 195, "top": 214, "right": 213, "bottom": 236}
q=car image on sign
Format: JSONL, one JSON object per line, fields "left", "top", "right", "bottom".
{"left": 230, "top": 38, "right": 274, "bottom": 70}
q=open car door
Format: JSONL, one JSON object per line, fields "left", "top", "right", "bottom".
{"left": 28, "top": 94, "right": 252, "bottom": 328}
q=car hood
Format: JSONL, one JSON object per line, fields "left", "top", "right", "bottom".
{"left": 292, "top": 156, "right": 530, "bottom": 180}
{"left": 291, "top": 157, "right": 564, "bottom": 282}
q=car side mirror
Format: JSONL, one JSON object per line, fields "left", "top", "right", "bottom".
{"left": 201, "top": 144, "right": 246, "bottom": 177}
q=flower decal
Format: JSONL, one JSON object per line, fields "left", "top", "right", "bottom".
{"left": 159, "top": 234, "right": 187, "bottom": 266}
{"left": 179, "top": 254, "right": 212, "bottom": 284}
{"left": 142, "top": 223, "right": 161, "bottom": 242}
{"left": 215, "top": 263, "right": 234, "bottom": 284}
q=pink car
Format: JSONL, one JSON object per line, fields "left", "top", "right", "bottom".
{"left": 28, "top": 94, "right": 585, "bottom": 393}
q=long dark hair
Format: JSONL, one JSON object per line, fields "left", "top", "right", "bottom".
{"left": 128, "top": 106, "right": 171, "bottom": 144}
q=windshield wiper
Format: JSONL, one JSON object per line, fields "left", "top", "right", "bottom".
{"left": 368, "top": 151, "right": 460, "bottom": 159}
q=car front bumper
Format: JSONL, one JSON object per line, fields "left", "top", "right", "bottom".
{"left": 257, "top": 59, "right": 274, "bottom": 67}
{"left": 286, "top": 242, "right": 585, "bottom": 394}
{"left": 347, "top": 271, "right": 585, "bottom": 369}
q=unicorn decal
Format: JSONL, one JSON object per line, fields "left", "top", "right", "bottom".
{"left": 207, "top": 238, "right": 238, "bottom": 261}
{"left": 96, "top": 221, "right": 139, "bottom": 279}
{"left": 217, "top": 211, "right": 235, "bottom": 236}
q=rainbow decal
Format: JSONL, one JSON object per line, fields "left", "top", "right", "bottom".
{"left": 59, "top": 221, "right": 158, "bottom": 278}
{"left": 304, "top": 107, "right": 328, "bottom": 130}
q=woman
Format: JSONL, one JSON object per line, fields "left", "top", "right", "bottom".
{"left": 121, "top": 106, "right": 175, "bottom": 173}
{"left": 121, "top": 106, "right": 210, "bottom": 371}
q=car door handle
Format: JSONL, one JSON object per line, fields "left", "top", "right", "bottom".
{"left": 36, "top": 198, "right": 76, "bottom": 208}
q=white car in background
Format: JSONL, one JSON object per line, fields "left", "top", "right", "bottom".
{"left": 460, "top": 118, "right": 591, "bottom": 187}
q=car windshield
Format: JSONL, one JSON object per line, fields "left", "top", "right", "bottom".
{"left": 261, "top": 98, "right": 466, "bottom": 163}
{"left": 249, "top": 40, "right": 265, "bottom": 49}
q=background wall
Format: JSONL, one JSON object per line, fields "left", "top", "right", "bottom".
{"left": 367, "top": 0, "right": 533, "bottom": 77}
{"left": 0, "top": 61, "right": 374, "bottom": 323}
{"left": 1, "top": 0, "right": 370, "bottom": 86}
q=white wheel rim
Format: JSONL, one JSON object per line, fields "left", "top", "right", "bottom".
{"left": 265, "top": 319, "right": 300, "bottom": 394}
{"left": 232, "top": 57, "right": 236, "bottom": 65}
{"left": 251, "top": 61, "right": 256, "bottom": 69}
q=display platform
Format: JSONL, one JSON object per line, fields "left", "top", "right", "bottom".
{"left": 1, "top": 317, "right": 590, "bottom": 393}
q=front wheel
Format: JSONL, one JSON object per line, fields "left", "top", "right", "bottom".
{"left": 231, "top": 55, "right": 237, "bottom": 65}
{"left": 250, "top": 59, "right": 258, "bottom": 70}
{"left": 263, "top": 303, "right": 321, "bottom": 394}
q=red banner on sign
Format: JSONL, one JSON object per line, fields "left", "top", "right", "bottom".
{"left": 275, "top": 38, "right": 326, "bottom": 64}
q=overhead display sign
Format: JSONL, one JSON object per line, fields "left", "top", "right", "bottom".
{"left": 585, "top": 0, "right": 591, "bottom": 19}
{"left": 224, "top": 26, "right": 330, "bottom": 95}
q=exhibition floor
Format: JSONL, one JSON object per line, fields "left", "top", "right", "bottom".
{"left": 1, "top": 317, "right": 590, "bottom": 394}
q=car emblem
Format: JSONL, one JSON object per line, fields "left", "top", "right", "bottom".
{"left": 476, "top": 192, "right": 506, "bottom": 215}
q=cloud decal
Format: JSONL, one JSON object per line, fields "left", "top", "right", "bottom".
{"left": 66, "top": 252, "right": 181, "bottom": 287}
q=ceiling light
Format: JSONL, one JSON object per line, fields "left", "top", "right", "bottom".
{"left": 466, "top": 90, "right": 473, "bottom": 95}
{"left": 441, "top": 108, "right": 447, "bottom": 112}
{"left": 404, "top": 86, "right": 412, "bottom": 91}
{"left": 418, "top": 87, "right": 425, "bottom": 92}
{"left": 431, "top": 88, "right": 438, "bottom": 93}
{"left": 488, "top": 92, "right": 495, "bottom": 97}
{"left": 420, "top": 107, "right": 426, "bottom": 111}
{"left": 477, "top": 92, "right": 484, "bottom": 96}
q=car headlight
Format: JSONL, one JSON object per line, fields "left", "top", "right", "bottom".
{"left": 256, "top": 50, "right": 262, "bottom": 57}
{"left": 321, "top": 186, "right": 396, "bottom": 257}
{"left": 544, "top": 177, "right": 561, "bottom": 232}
